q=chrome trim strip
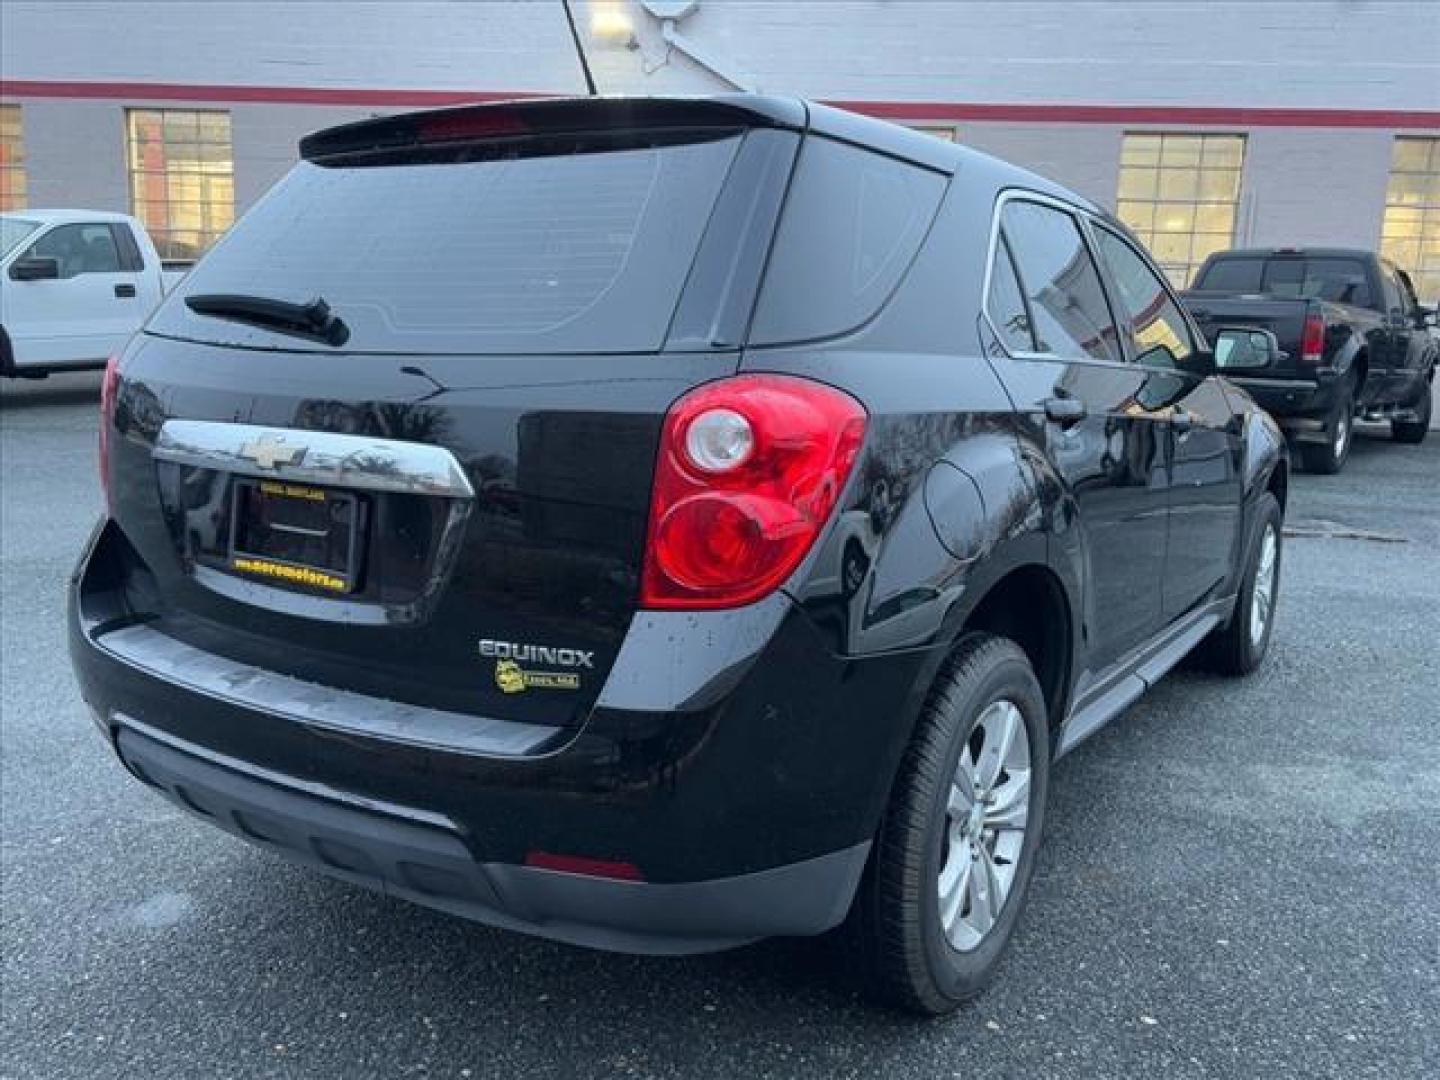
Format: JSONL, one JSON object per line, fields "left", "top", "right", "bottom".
{"left": 95, "top": 622, "right": 560, "bottom": 758}
{"left": 154, "top": 419, "right": 475, "bottom": 498}
{"left": 1226, "top": 377, "right": 1318, "bottom": 392}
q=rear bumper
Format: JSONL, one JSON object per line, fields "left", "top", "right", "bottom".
{"left": 113, "top": 721, "right": 867, "bottom": 955}
{"left": 70, "top": 519, "right": 928, "bottom": 953}
{"left": 1225, "top": 375, "right": 1337, "bottom": 423}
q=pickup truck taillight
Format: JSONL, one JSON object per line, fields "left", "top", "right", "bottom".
{"left": 640, "top": 375, "right": 867, "bottom": 610}
{"left": 1300, "top": 312, "right": 1325, "bottom": 366}
{"left": 99, "top": 353, "right": 119, "bottom": 513}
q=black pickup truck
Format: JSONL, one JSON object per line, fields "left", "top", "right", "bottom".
{"left": 1182, "top": 248, "right": 1437, "bottom": 473}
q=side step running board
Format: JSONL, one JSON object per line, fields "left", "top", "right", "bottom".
{"left": 1057, "top": 603, "right": 1227, "bottom": 757}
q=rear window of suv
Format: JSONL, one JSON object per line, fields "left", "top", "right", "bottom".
{"left": 1193, "top": 255, "right": 1373, "bottom": 307}
{"left": 148, "top": 134, "right": 744, "bottom": 355}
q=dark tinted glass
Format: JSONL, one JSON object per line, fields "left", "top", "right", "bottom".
{"left": 987, "top": 234, "right": 1037, "bottom": 352}
{"left": 750, "top": 136, "right": 945, "bottom": 345}
{"left": 1249, "top": 257, "right": 1371, "bottom": 306}
{"left": 27, "top": 223, "right": 122, "bottom": 278}
{"left": 1284, "top": 258, "right": 1372, "bottom": 306}
{"left": 1001, "top": 200, "right": 1120, "bottom": 363}
{"left": 1093, "top": 227, "right": 1194, "bottom": 367}
{"left": 150, "top": 135, "right": 742, "bottom": 354}
{"left": 1380, "top": 266, "right": 1404, "bottom": 312}
{"left": 1193, "top": 256, "right": 1263, "bottom": 292}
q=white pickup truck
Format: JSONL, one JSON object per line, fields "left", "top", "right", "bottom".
{"left": 1, "top": 209, "right": 190, "bottom": 377}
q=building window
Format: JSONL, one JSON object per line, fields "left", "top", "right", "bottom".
{"left": 126, "top": 109, "right": 235, "bottom": 259}
{"left": 0, "top": 105, "right": 26, "bottom": 211}
{"left": 1116, "top": 133, "right": 1245, "bottom": 287}
{"left": 1380, "top": 137, "right": 1440, "bottom": 304}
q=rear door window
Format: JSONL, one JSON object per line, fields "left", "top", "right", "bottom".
{"left": 1000, "top": 199, "right": 1122, "bottom": 364}
{"left": 149, "top": 133, "right": 745, "bottom": 354}
{"left": 749, "top": 136, "right": 946, "bottom": 345}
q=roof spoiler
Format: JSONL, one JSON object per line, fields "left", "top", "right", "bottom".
{"left": 299, "top": 95, "right": 808, "bottom": 163}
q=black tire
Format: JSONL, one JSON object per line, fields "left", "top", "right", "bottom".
{"left": 847, "top": 634, "right": 1049, "bottom": 1015}
{"left": 1392, "top": 382, "right": 1432, "bottom": 444}
{"left": 1198, "top": 492, "right": 1283, "bottom": 677}
{"left": 1300, "top": 381, "right": 1353, "bottom": 474}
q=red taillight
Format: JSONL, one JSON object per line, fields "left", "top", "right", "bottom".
{"left": 1300, "top": 312, "right": 1325, "bottom": 366}
{"left": 640, "top": 375, "right": 867, "bottom": 610}
{"left": 99, "top": 353, "right": 120, "bottom": 513}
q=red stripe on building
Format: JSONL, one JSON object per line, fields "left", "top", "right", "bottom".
{"left": 2, "top": 80, "right": 1438, "bottom": 129}
{"left": 832, "top": 100, "right": 1440, "bottom": 130}
{"left": 0, "top": 80, "right": 547, "bottom": 107}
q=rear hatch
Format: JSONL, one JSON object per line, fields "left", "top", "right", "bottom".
{"left": 106, "top": 99, "right": 804, "bottom": 729}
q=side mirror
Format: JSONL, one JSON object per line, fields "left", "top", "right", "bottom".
{"left": 1212, "top": 326, "right": 1284, "bottom": 372}
{"left": 9, "top": 256, "right": 61, "bottom": 282}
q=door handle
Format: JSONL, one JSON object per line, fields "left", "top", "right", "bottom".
{"left": 1043, "top": 396, "right": 1087, "bottom": 427}
{"left": 1172, "top": 408, "right": 1194, "bottom": 433}
{"left": 114, "top": 284, "right": 137, "bottom": 298}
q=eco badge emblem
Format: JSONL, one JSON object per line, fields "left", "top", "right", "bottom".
{"left": 482, "top": 639, "right": 590, "bottom": 694}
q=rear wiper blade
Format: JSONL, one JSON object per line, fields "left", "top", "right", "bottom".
{"left": 184, "top": 293, "right": 350, "bottom": 347}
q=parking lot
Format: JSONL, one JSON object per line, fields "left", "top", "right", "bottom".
{"left": 1, "top": 371, "right": 1436, "bottom": 1079}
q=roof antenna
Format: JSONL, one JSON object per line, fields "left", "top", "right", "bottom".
{"left": 560, "top": 0, "right": 599, "bottom": 96}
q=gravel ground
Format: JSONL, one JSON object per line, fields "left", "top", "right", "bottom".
{"left": 2, "top": 371, "right": 1437, "bottom": 1079}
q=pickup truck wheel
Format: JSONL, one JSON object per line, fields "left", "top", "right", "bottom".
{"left": 1300, "top": 383, "right": 1353, "bottom": 474}
{"left": 1392, "top": 383, "right": 1431, "bottom": 444}
{"left": 1198, "top": 492, "right": 1283, "bottom": 677}
{"left": 846, "top": 634, "right": 1049, "bottom": 1015}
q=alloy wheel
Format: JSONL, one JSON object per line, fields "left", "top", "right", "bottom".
{"left": 938, "top": 699, "right": 1031, "bottom": 952}
{"left": 1249, "top": 524, "right": 1278, "bottom": 647}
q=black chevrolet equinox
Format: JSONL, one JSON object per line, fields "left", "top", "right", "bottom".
{"left": 69, "top": 96, "right": 1288, "bottom": 1013}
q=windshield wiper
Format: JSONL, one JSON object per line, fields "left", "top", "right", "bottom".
{"left": 184, "top": 293, "right": 350, "bottom": 347}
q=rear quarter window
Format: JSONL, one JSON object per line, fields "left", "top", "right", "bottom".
{"left": 749, "top": 136, "right": 946, "bottom": 345}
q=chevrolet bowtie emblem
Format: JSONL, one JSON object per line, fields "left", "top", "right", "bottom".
{"left": 237, "top": 433, "right": 306, "bottom": 471}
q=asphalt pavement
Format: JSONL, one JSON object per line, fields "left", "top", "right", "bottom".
{"left": 2, "top": 371, "right": 1437, "bottom": 1079}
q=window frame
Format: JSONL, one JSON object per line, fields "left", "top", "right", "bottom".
{"left": 124, "top": 107, "right": 235, "bottom": 259}
{"left": 980, "top": 188, "right": 1127, "bottom": 368}
{"left": 1380, "top": 136, "right": 1440, "bottom": 305}
{"left": 1115, "top": 131, "right": 1247, "bottom": 288}
{"left": 0, "top": 103, "right": 26, "bottom": 212}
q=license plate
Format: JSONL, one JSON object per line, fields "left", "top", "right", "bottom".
{"left": 228, "top": 479, "right": 362, "bottom": 594}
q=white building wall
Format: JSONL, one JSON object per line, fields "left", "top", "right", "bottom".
{"left": 4, "top": 2, "right": 1437, "bottom": 108}
{"left": 1238, "top": 129, "right": 1399, "bottom": 250}
{"left": 2, "top": 1, "right": 1437, "bottom": 264}
{"left": 957, "top": 124, "right": 1123, "bottom": 209}
{"left": 18, "top": 101, "right": 131, "bottom": 210}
